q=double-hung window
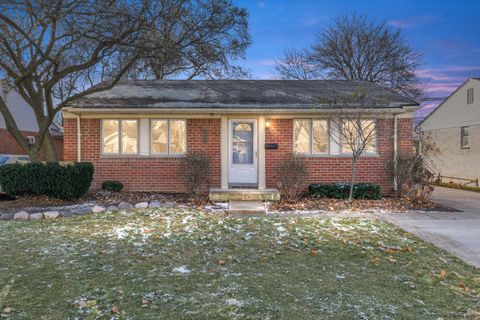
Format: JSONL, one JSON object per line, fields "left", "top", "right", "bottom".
{"left": 341, "top": 119, "right": 377, "bottom": 154}
{"left": 467, "top": 88, "right": 474, "bottom": 105}
{"left": 293, "top": 119, "right": 329, "bottom": 154}
{"left": 151, "top": 119, "right": 187, "bottom": 155}
{"left": 461, "top": 126, "right": 469, "bottom": 148}
{"left": 102, "top": 119, "right": 138, "bottom": 155}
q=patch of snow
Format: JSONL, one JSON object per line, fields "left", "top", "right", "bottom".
{"left": 172, "top": 266, "right": 191, "bottom": 274}
{"left": 226, "top": 298, "right": 244, "bottom": 307}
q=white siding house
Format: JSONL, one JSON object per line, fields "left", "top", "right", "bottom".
{"left": 418, "top": 78, "right": 480, "bottom": 184}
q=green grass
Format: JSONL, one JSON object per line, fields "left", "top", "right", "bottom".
{"left": 436, "top": 182, "right": 480, "bottom": 193}
{"left": 0, "top": 209, "right": 479, "bottom": 319}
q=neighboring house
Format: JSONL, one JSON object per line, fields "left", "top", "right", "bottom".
{"left": 62, "top": 80, "right": 417, "bottom": 196}
{"left": 418, "top": 78, "right": 480, "bottom": 184}
{"left": 0, "top": 83, "right": 64, "bottom": 159}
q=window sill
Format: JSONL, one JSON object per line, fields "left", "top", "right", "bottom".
{"left": 298, "top": 153, "right": 380, "bottom": 158}
{"left": 100, "top": 154, "right": 186, "bottom": 159}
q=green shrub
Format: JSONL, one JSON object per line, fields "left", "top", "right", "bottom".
{"left": 309, "top": 183, "right": 381, "bottom": 200}
{"left": 0, "top": 162, "right": 94, "bottom": 200}
{"left": 102, "top": 180, "right": 124, "bottom": 192}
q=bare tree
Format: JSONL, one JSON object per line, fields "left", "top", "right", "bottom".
{"left": 274, "top": 48, "right": 321, "bottom": 80}
{"left": 0, "top": 0, "right": 148, "bottom": 161}
{"left": 130, "top": 0, "right": 250, "bottom": 80}
{"left": 324, "top": 87, "right": 386, "bottom": 202}
{"left": 0, "top": 0, "right": 251, "bottom": 162}
{"left": 275, "top": 13, "right": 422, "bottom": 99}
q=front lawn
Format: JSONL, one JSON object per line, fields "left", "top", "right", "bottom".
{"left": 0, "top": 209, "right": 479, "bottom": 319}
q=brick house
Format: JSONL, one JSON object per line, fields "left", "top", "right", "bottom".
{"left": 0, "top": 82, "right": 64, "bottom": 159}
{"left": 62, "top": 80, "right": 417, "bottom": 198}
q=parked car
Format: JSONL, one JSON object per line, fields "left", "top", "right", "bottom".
{"left": 0, "top": 154, "right": 30, "bottom": 194}
{"left": 0, "top": 154, "right": 30, "bottom": 166}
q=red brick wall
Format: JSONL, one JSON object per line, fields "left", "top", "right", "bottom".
{"left": 265, "top": 118, "right": 412, "bottom": 195}
{"left": 64, "top": 118, "right": 220, "bottom": 192}
{"left": 64, "top": 116, "right": 413, "bottom": 194}
{"left": 398, "top": 118, "right": 414, "bottom": 156}
{"left": 0, "top": 128, "right": 63, "bottom": 160}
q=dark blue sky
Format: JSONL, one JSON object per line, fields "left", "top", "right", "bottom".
{"left": 235, "top": 0, "right": 480, "bottom": 116}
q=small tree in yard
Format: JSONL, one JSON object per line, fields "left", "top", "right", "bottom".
{"left": 275, "top": 153, "right": 308, "bottom": 202}
{"left": 325, "top": 87, "right": 386, "bottom": 203}
{"left": 179, "top": 152, "right": 211, "bottom": 200}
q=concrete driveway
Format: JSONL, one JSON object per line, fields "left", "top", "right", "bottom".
{"left": 383, "top": 186, "right": 480, "bottom": 268}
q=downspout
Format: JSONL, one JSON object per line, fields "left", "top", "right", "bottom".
{"left": 76, "top": 114, "right": 81, "bottom": 162}
{"left": 393, "top": 114, "right": 398, "bottom": 191}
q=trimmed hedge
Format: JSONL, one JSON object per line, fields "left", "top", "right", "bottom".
{"left": 102, "top": 180, "right": 124, "bottom": 192}
{"left": 309, "top": 183, "right": 381, "bottom": 200}
{"left": 0, "top": 162, "right": 94, "bottom": 200}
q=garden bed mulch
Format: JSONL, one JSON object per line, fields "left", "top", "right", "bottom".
{"left": 268, "top": 197, "right": 458, "bottom": 213}
{"left": 1, "top": 192, "right": 457, "bottom": 214}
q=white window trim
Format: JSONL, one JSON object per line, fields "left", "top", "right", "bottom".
{"left": 461, "top": 126, "right": 469, "bottom": 149}
{"left": 339, "top": 119, "right": 379, "bottom": 156}
{"left": 467, "top": 88, "right": 474, "bottom": 105}
{"left": 101, "top": 119, "right": 140, "bottom": 156}
{"left": 150, "top": 119, "right": 187, "bottom": 156}
{"left": 293, "top": 118, "right": 329, "bottom": 155}
{"left": 293, "top": 118, "right": 379, "bottom": 157}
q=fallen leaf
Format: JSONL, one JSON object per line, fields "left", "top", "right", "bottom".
{"left": 112, "top": 305, "right": 119, "bottom": 314}
{"left": 311, "top": 249, "right": 318, "bottom": 256}
{"left": 439, "top": 270, "right": 447, "bottom": 279}
{"left": 371, "top": 257, "right": 381, "bottom": 265}
{"left": 218, "top": 259, "right": 225, "bottom": 266}
{"left": 3, "top": 307, "right": 12, "bottom": 314}
{"left": 386, "top": 256, "right": 397, "bottom": 264}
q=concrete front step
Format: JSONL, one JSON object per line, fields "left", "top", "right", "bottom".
{"left": 209, "top": 188, "right": 280, "bottom": 202}
{"left": 228, "top": 201, "right": 265, "bottom": 215}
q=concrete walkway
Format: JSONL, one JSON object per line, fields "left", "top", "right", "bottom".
{"left": 383, "top": 186, "right": 480, "bottom": 268}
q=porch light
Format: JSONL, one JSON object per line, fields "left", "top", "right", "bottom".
{"left": 265, "top": 120, "right": 271, "bottom": 128}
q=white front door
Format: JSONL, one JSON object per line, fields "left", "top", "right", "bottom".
{"left": 228, "top": 119, "right": 258, "bottom": 185}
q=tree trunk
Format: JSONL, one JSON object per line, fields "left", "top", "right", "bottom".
{"left": 43, "top": 132, "right": 58, "bottom": 162}
{"left": 348, "top": 157, "right": 357, "bottom": 203}
{"left": 28, "top": 148, "right": 42, "bottom": 163}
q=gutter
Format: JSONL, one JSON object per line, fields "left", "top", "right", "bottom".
{"left": 393, "top": 114, "right": 398, "bottom": 191}
{"left": 76, "top": 114, "right": 81, "bottom": 162}
{"left": 63, "top": 106, "right": 415, "bottom": 115}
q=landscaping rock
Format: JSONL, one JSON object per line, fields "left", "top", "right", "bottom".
{"left": 149, "top": 201, "right": 161, "bottom": 208}
{"left": 60, "top": 211, "right": 75, "bottom": 218}
{"left": 29, "top": 212, "right": 44, "bottom": 220}
{"left": 118, "top": 202, "right": 134, "bottom": 210}
{"left": 0, "top": 212, "right": 14, "bottom": 220}
{"left": 75, "top": 207, "right": 92, "bottom": 215}
{"left": 106, "top": 205, "right": 119, "bottom": 212}
{"left": 135, "top": 202, "right": 149, "bottom": 209}
{"left": 13, "top": 211, "right": 29, "bottom": 221}
{"left": 44, "top": 211, "right": 59, "bottom": 219}
{"left": 162, "top": 201, "right": 176, "bottom": 208}
{"left": 92, "top": 205, "right": 106, "bottom": 213}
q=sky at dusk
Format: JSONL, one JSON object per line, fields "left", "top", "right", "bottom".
{"left": 235, "top": 0, "right": 480, "bottom": 118}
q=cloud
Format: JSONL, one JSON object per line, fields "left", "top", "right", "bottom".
{"left": 416, "top": 65, "right": 480, "bottom": 97}
{"left": 258, "top": 59, "right": 276, "bottom": 66}
{"left": 388, "top": 15, "right": 437, "bottom": 29}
